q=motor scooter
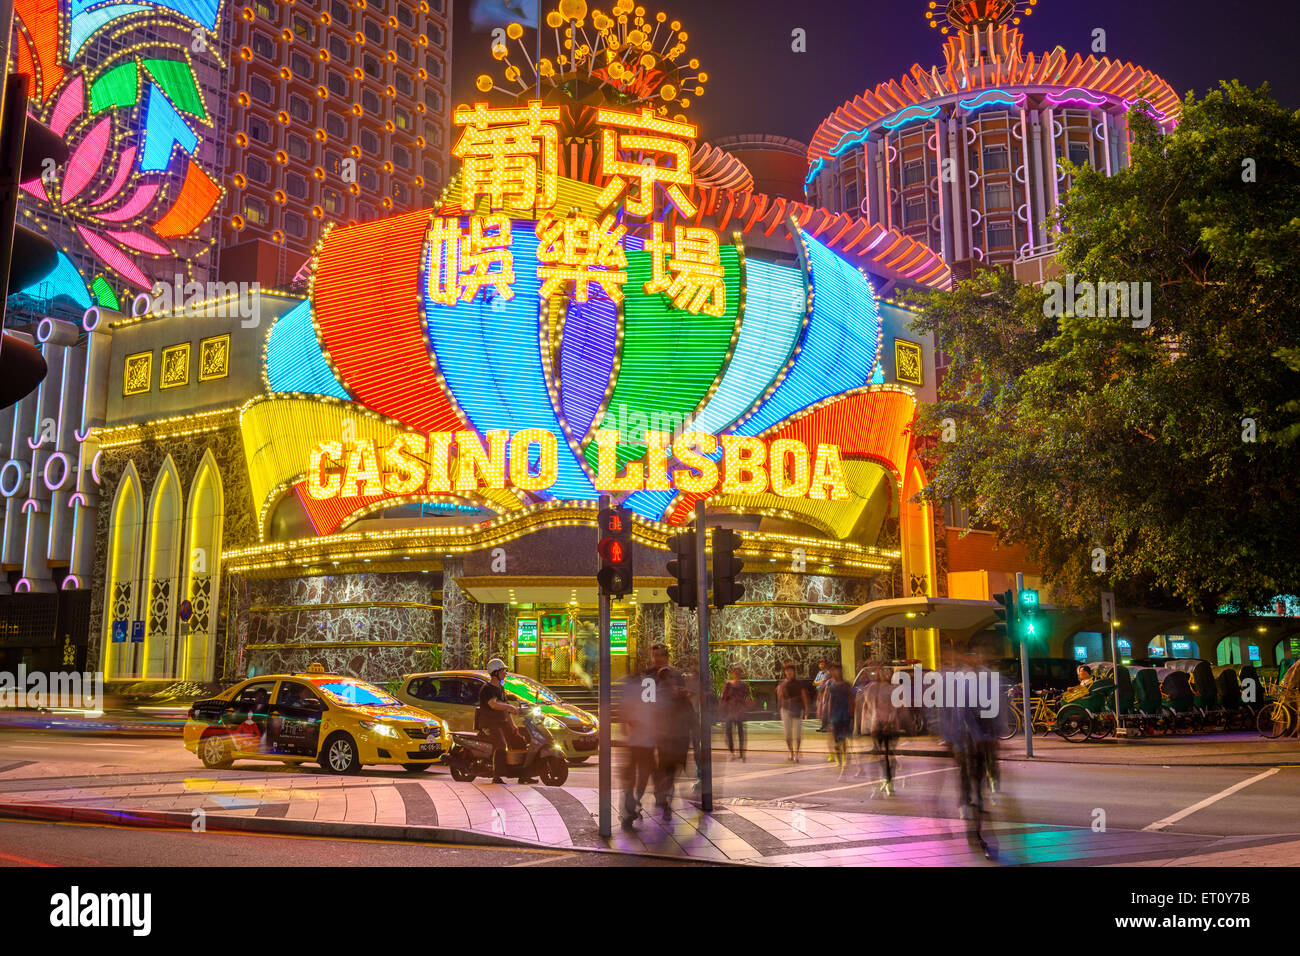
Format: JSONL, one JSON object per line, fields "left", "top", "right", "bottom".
{"left": 446, "top": 706, "right": 569, "bottom": 786}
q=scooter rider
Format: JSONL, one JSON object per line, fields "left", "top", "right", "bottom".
{"left": 478, "top": 659, "right": 536, "bottom": 785}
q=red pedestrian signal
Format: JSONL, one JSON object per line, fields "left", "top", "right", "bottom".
{"left": 597, "top": 505, "right": 633, "bottom": 597}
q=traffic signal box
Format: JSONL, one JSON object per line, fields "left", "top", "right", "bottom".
{"left": 665, "top": 531, "right": 697, "bottom": 609}
{"left": 711, "top": 528, "right": 744, "bottom": 609}
{"left": 596, "top": 505, "right": 633, "bottom": 597}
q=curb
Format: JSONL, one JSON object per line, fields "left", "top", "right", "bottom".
{"left": 0, "top": 801, "right": 738, "bottom": 865}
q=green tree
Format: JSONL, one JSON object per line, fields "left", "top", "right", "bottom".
{"left": 906, "top": 82, "right": 1300, "bottom": 613}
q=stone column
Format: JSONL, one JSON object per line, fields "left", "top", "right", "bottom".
{"left": 631, "top": 602, "right": 665, "bottom": 674}
{"left": 441, "top": 557, "right": 471, "bottom": 668}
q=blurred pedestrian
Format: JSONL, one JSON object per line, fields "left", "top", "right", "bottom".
{"left": 652, "top": 666, "right": 695, "bottom": 821}
{"left": 858, "top": 665, "right": 902, "bottom": 793}
{"left": 824, "top": 662, "right": 854, "bottom": 776}
{"left": 776, "top": 661, "right": 810, "bottom": 761}
{"left": 720, "top": 665, "right": 752, "bottom": 760}
{"left": 619, "top": 651, "right": 661, "bottom": 829}
{"left": 939, "top": 665, "right": 1000, "bottom": 860}
{"left": 813, "top": 659, "right": 831, "bottom": 731}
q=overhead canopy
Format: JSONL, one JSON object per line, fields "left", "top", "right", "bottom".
{"left": 812, "top": 596, "right": 1003, "bottom": 639}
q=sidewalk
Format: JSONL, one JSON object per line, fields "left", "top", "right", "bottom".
{"left": 1, "top": 757, "right": 1293, "bottom": 866}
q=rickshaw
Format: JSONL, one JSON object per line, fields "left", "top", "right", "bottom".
{"left": 1155, "top": 667, "right": 1200, "bottom": 731}
{"left": 1126, "top": 666, "right": 1171, "bottom": 735}
{"left": 1051, "top": 661, "right": 1127, "bottom": 741}
{"left": 1213, "top": 665, "right": 1250, "bottom": 729}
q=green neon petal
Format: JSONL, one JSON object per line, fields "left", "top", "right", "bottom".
{"left": 89, "top": 62, "right": 139, "bottom": 114}
{"left": 585, "top": 244, "right": 741, "bottom": 471}
{"left": 91, "top": 275, "right": 121, "bottom": 310}
{"left": 144, "top": 59, "right": 208, "bottom": 120}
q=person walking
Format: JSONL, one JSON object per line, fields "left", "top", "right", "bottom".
{"left": 618, "top": 659, "right": 659, "bottom": 829}
{"left": 859, "top": 665, "right": 901, "bottom": 793}
{"left": 652, "top": 666, "right": 694, "bottom": 821}
{"left": 824, "top": 662, "right": 854, "bottom": 776}
{"left": 813, "top": 659, "right": 831, "bottom": 732}
{"left": 720, "top": 666, "right": 752, "bottom": 760}
{"left": 776, "top": 661, "right": 810, "bottom": 761}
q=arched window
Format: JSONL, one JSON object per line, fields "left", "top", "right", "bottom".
{"left": 102, "top": 462, "right": 144, "bottom": 679}
{"left": 143, "top": 457, "right": 183, "bottom": 679}
{"left": 182, "top": 450, "right": 224, "bottom": 681}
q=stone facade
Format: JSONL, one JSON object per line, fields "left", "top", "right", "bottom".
{"left": 230, "top": 571, "right": 442, "bottom": 684}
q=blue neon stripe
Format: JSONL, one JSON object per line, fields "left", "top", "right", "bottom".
{"left": 69, "top": 5, "right": 150, "bottom": 59}
{"left": 423, "top": 221, "right": 597, "bottom": 501}
{"left": 72, "top": 0, "right": 220, "bottom": 30}
{"left": 737, "top": 230, "right": 879, "bottom": 436}
{"left": 265, "top": 299, "right": 350, "bottom": 399}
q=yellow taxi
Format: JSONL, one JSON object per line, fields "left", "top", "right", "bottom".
{"left": 183, "top": 666, "right": 451, "bottom": 774}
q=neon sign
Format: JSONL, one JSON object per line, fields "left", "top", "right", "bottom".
{"left": 305, "top": 430, "right": 849, "bottom": 505}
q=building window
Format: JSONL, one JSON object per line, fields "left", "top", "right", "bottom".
{"left": 424, "top": 159, "right": 440, "bottom": 185}
{"left": 393, "top": 106, "right": 411, "bottom": 131}
{"left": 362, "top": 88, "right": 381, "bottom": 114}
{"left": 426, "top": 53, "right": 443, "bottom": 79}
{"left": 244, "top": 197, "right": 269, "bottom": 224}
{"left": 396, "top": 3, "right": 414, "bottom": 27}
{"left": 323, "top": 188, "right": 343, "bottom": 214}
{"left": 428, "top": 0, "right": 444, "bottom": 13}
{"left": 984, "top": 181, "right": 1012, "bottom": 210}
{"left": 286, "top": 172, "right": 309, "bottom": 199}
{"left": 284, "top": 211, "right": 306, "bottom": 238}
{"left": 392, "top": 180, "right": 408, "bottom": 204}
{"left": 359, "top": 165, "right": 377, "bottom": 189}
{"left": 287, "top": 133, "right": 310, "bottom": 160}
{"left": 1068, "top": 141, "right": 1091, "bottom": 168}
{"left": 292, "top": 15, "right": 315, "bottom": 42}
{"left": 246, "top": 156, "right": 271, "bottom": 183}
{"left": 251, "top": 31, "right": 274, "bottom": 58}
{"left": 249, "top": 75, "right": 273, "bottom": 101}
{"left": 394, "top": 71, "right": 412, "bottom": 95}
{"left": 392, "top": 144, "right": 410, "bottom": 169}
{"left": 324, "top": 149, "right": 343, "bottom": 175}
{"left": 254, "top": 0, "right": 274, "bottom": 19}
{"left": 425, "top": 86, "right": 443, "bottom": 111}
{"left": 986, "top": 220, "right": 1013, "bottom": 248}
{"left": 327, "top": 70, "right": 349, "bottom": 96}
{"left": 248, "top": 116, "right": 272, "bottom": 143}
{"left": 904, "top": 195, "right": 926, "bottom": 225}
{"left": 982, "top": 144, "right": 1009, "bottom": 172}
{"left": 288, "top": 94, "right": 312, "bottom": 122}
{"left": 363, "top": 17, "right": 384, "bottom": 43}
{"left": 903, "top": 159, "right": 925, "bottom": 187}
{"left": 360, "top": 128, "right": 380, "bottom": 153}
{"left": 363, "top": 53, "right": 382, "bottom": 78}
{"left": 428, "top": 23, "right": 444, "bottom": 45}
{"left": 395, "top": 36, "right": 413, "bottom": 60}
{"left": 330, "top": 0, "right": 352, "bottom": 25}
{"left": 425, "top": 121, "right": 442, "bottom": 146}
{"left": 329, "top": 34, "right": 350, "bottom": 60}
{"left": 290, "top": 50, "right": 313, "bottom": 77}
{"left": 325, "top": 111, "right": 346, "bottom": 137}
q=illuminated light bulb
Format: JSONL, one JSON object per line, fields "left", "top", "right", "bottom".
{"left": 696, "top": 71, "right": 708, "bottom": 82}
{"left": 492, "top": 42, "right": 508, "bottom": 59}
{"left": 476, "top": 74, "right": 493, "bottom": 91}
{"left": 693, "top": 86, "right": 703, "bottom": 95}
{"left": 658, "top": 83, "right": 676, "bottom": 100}
{"left": 547, "top": 10, "right": 565, "bottom": 27}
{"left": 506, "top": 21, "right": 524, "bottom": 39}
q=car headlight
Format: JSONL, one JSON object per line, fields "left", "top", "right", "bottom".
{"left": 360, "top": 720, "right": 399, "bottom": 737}
{"left": 543, "top": 715, "right": 565, "bottom": 731}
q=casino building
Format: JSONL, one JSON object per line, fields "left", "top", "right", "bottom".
{"left": 68, "top": 0, "right": 962, "bottom": 691}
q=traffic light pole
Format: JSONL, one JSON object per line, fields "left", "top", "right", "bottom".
{"left": 694, "top": 500, "right": 713, "bottom": 813}
{"left": 597, "top": 494, "right": 612, "bottom": 839}
{"left": 1016, "top": 571, "right": 1032, "bottom": 758}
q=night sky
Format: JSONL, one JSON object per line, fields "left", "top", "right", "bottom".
{"left": 450, "top": 0, "right": 1300, "bottom": 148}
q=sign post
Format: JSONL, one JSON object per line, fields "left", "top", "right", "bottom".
{"left": 1101, "top": 590, "right": 1121, "bottom": 737}
{"left": 1015, "top": 572, "right": 1031, "bottom": 758}
{"left": 597, "top": 494, "right": 612, "bottom": 839}
{"left": 695, "top": 500, "right": 713, "bottom": 813}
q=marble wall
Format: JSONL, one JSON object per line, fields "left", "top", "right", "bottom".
{"left": 231, "top": 571, "right": 442, "bottom": 684}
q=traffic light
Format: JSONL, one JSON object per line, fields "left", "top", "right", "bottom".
{"left": 665, "top": 531, "right": 697, "bottom": 609}
{"left": 596, "top": 505, "right": 632, "bottom": 597}
{"left": 992, "top": 589, "right": 1015, "bottom": 641}
{"left": 1, "top": 75, "right": 68, "bottom": 299}
{"left": 711, "top": 527, "right": 744, "bottom": 608}
{"left": 1018, "top": 587, "right": 1039, "bottom": 640}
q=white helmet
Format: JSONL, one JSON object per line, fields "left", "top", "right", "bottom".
{"left": 487, "top": 658, "right": 508, "bottom": 675}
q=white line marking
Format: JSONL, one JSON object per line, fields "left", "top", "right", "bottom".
{"left": 1143, "top": 767, "right": 1281, "bottom": 832}
{"left": 783, "top": 765, "right": 957, "bottom": 800}
{"left": 511, "top": 851, "right": 579, "bottom": 866}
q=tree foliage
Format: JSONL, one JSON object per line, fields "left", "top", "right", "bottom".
{"left": 905, "top": 82, "right": 1300, "bottom": 613}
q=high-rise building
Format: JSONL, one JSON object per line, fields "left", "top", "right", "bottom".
{"left": 218, "top": 0, "right": 452, "bottom": 288}
{"left": 805, "top": 0, "right": 1179, "bottom": 268}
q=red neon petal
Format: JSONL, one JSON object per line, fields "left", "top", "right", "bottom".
{"left": 49, "top": 75, "right": 84, "bottom": 137}
{"left": 97, "top": 183, "right": 161, "bottom": 222}
{"left": 76, "top": 225, "right": 152, "bottom": 289}
{"left": 90, "top": 145, "right": 138, "bottom": 207}
{"left": 61, "top": 116, "right": 111, "bottom": 202}
{"left": 104, "top": 228, "right": 171, "bottom": 255}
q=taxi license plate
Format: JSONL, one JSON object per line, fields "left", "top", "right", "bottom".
{"left": 419, "top": 743, "right": 440, "bottom": 753}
